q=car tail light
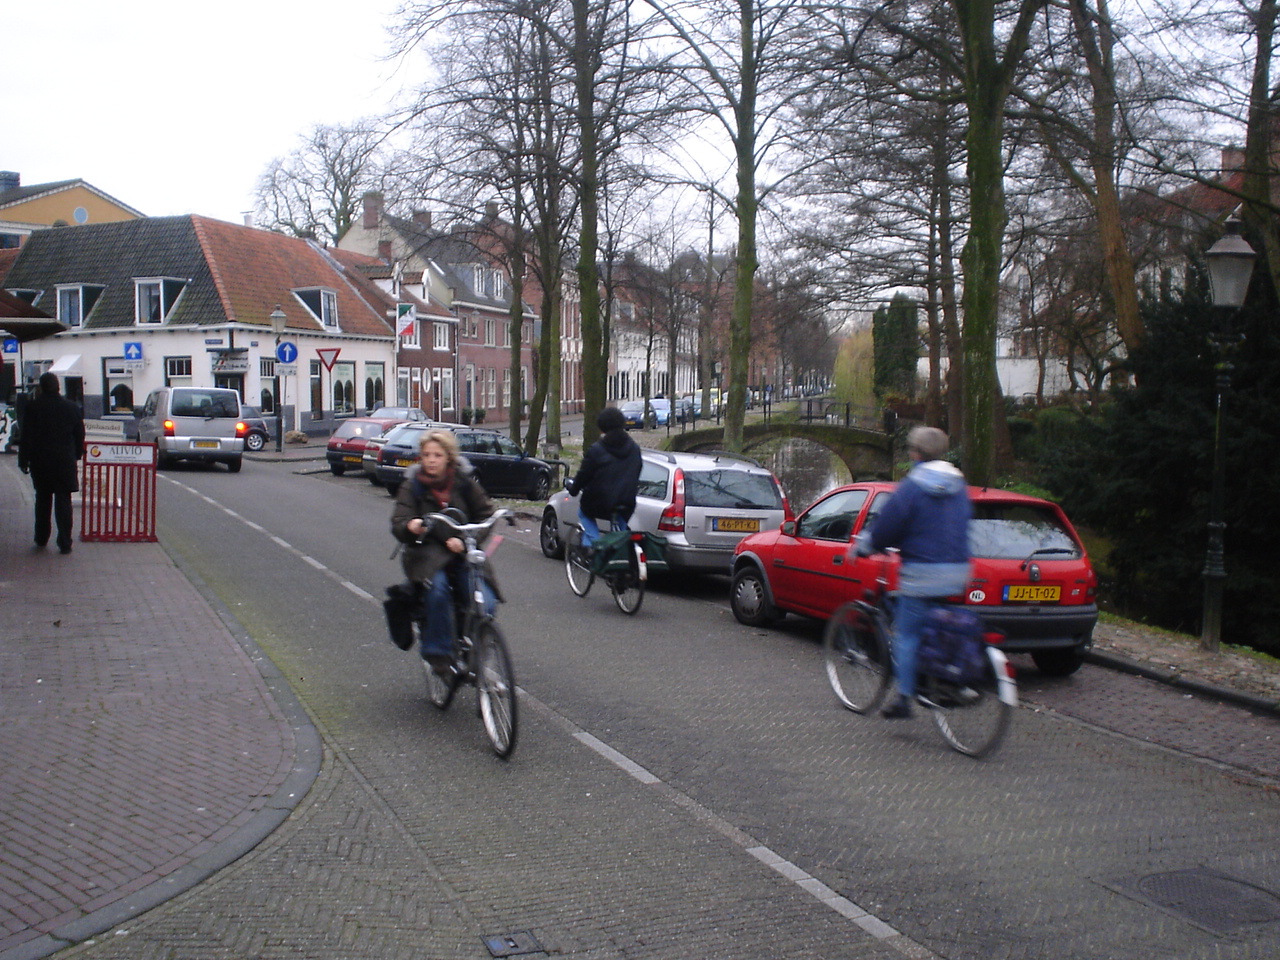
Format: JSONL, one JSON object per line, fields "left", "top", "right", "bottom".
{"left": 236, "top": 421, "right": 248, "bottom": 436}
{"left": 162, "top": 419, "right": 176, "bottom": 437}
{"left": 658, "top": 467, "right": 686, "bottom": 532}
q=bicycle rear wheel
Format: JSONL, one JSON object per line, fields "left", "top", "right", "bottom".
{"left": 609, "top": 555, "right": 644, "bottom": 615}
{"left": 475, "top": 619, "right": 518, "bottom": 758}
{"left": 823, "top": 602, "right": 891, "bottom": 714}
{"left": 565, "top": 526, "right": 594, "bottom": 597}
{"left": 926, "top": 653, "right": 1011, "bottom": 759}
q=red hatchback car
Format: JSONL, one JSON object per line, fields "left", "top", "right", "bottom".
{"left": 729, "top": 482, "right": 1099, "bottom": 676}
{"left": 325, "top": 417, "right": 410, "bottom": 476}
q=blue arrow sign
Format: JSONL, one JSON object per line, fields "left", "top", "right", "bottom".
{"left": 123, "top": 341, "right": 143, "bottom": 360}
{"left": 2, "top": 338, "right": 17, "bottom": 355}
{"left": 276, "top": 341, "right": 298, "bottom": 364}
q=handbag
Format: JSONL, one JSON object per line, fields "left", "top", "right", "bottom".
{"left": 383, "top": 582, "right": 421, "bottom": 651}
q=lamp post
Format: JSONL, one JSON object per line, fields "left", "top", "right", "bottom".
{"left": 1200, "top": 216, "right": 1256, "bottom": 652}
{"left": 270, "top": 305, "right": 288, "bottom": 454}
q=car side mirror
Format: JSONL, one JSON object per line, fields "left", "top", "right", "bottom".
{"left": 781, "top": 519, "right": 797, "bottom": 536}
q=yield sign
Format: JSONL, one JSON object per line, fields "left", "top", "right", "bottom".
{"left": 316, "top": 348, "right": 341, "bottom": 371}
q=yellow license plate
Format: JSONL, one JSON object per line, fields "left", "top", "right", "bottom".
{"left": 193, "top": 440, "right": 219, "bottom": 449}
{"left": 1004, "top": 584, "right": 1060, "bottom": 603}
{"left": 712, "top": 517, "right": 760, "bottom": 533}
{"left": 343, "top": 455, "right": 361, "bottom": 463}
{"left": 396, "top": 458, "right": 414, "bottom": 467}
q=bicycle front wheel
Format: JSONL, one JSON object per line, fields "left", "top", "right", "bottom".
{"left": 565, "top": 526, "right": 594, "bottom": 597}
{"left": 927, "top": 653, "right": 1012, "bottom": 759}
{"left": 823, "top": 602, "right": 891, "bottom": 714}
{"left": 475, "top": 619, "right": 518, "bottom": 758}
{"left": 609, "top": 559, "right": 644, "bottom": 615}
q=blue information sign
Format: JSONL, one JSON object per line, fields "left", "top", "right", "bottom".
{"left": 276, "top": 341, "right": 298, "bottom": 364}
{"left": 123, "top": 341, "right": 143, "bottom": 360}
{"left": 2, "top": 338, "right": 17, "bottom": 355}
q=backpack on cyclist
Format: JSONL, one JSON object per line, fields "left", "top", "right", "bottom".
{"left": 917, "top": 606, "right": 987, "bottom": 685}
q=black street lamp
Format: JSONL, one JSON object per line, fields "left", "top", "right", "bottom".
{"left": 270, "top": 305, "right": 288, "bottom": 454}
{"left": 1200, "top": 216, "right": 1256, "bottom": 652}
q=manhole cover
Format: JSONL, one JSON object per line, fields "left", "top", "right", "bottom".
{"left": 483, "top": 931, "right": 543, "bottom": 958}
{"left": 1104, "top": 868, "right": 1280, "bottom": 937}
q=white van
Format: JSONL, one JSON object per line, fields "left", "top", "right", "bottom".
{"left": 136, "top": 387, "right": 246, "bottom": 472}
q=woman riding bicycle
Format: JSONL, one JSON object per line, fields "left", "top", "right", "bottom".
{"left": 852, "top": 426, "right": 972, "bottom": 719}
{"left": 391, "top": 429, "right": 500, "bottom": 679}
{"left": 566, "top": 406, "right": 642, "bottom": 551}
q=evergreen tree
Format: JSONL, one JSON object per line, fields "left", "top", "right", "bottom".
{"left": 872, "top": 293, "right": 919, "bottom": 401}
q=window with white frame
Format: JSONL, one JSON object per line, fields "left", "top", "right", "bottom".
{"left": 503, "top": 369, "right": 512, "bottom": 408}
{"left": 492, "top": 270, "right": 504, "bottom": 300}
{"left": 135, "top": 277, "right": 187, "bottom": 324}
{"left": 165, "top": 356, "right": 193, "bottom": 386}
{"left": 440, "top": 367, "right": 455, "bottom": 409}
{"left": 434, "top": 321, "right": 450, "bottom": 350}
{"left": 365, "top": 362, "right": 385, "bottom": 410}
{"left": 486, "top": 367, "right": 497, "bottom": 408}
{"left": 484, "top": 316, "right": 495, "bottom": 346}
{"left": 56, "top": 284, "right": 104, "bottom": 327}
{"left": 294, "top": 288, "right": 339, "bottom": 328}
{"left": 332, "top": 361, "right": 355, "bottom": 416}
{"left": 472, "top": 265, "right": 485, "bottom": 296}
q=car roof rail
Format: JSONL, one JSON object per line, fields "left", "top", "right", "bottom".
{"left": 642, "top": 448, "right": 678, "bottom": 463}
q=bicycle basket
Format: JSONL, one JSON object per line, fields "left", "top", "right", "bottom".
{"left": 917, "top": 606, "right": 987, "bottom": 685}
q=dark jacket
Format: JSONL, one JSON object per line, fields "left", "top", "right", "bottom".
{"left": 390, "top": 463, "right": 501, "bottom": 597}
{"left": 567, "top": 428, "right": 642, "bottom": 522}
{"left": 18, "top": 393, "right": 85, "bottom": 493}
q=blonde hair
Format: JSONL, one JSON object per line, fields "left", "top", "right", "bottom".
{"left": 418, "top": 429, "right": 461, "bottom": 468}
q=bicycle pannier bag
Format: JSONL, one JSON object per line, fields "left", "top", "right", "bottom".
{"left": 383, "top": 582, "right": 420, "bottom": 651}
{"left": 917, "top": 606, "right": 986, "bottom": 685}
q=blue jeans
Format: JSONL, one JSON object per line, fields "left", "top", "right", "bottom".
{"left": 890, "top": 595, "right": 939, "bottom": 700}
{"left": 578, "top": 507, "right": 629, "bottom": 548}
{"left": 418, "top": 566, "right": 496, "bottom": 659}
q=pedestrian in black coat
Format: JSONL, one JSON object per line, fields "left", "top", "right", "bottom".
{"left": 18, "top": 373, "right": 85, "bottom": 553}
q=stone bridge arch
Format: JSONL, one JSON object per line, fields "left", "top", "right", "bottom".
{"left": 666, "top": 422, "right": 892, "bottom": 479}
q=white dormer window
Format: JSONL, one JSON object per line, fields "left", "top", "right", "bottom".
{"left": 7, "top": 289, "right": 41, "bottom": 306}
{"left": 56, "top": 284, "right": 105, "bottom": 328}
{"left": 492, "top": 270, "right": 505, "bottom": 300}
{"left": 135, "top": 277, "right": 187, "bottom": 325}
{"left": 473, "top": 264, "right": 485, "bottom": 296}
{"left": 294, "top": 288, "right": 339, "bottom": 328}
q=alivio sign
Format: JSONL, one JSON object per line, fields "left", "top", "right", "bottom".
{"left": 85, "top": 442, "right": 156, "bottom": 465}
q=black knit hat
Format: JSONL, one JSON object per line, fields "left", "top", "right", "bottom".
{"left": 597, "top": 407, "right": 625, "bottom": 432}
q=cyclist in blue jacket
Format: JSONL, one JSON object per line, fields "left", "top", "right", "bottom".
{"left": 854, "top": 426, "right": 972, "bottom": 718}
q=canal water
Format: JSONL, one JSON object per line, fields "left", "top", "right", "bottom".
{"left": 752, "top": 436, "right": 852, "bottom": 510}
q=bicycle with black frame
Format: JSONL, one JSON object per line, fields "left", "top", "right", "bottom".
{"left": 823, "top": 551, "right": 1017, "bottom": 758}
{"left": 405, "top": 508, "right": 519, "bottom": 758}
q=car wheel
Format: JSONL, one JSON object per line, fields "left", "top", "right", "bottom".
{"left": 367, "top": 473, "right": 382, "bottom": 486}
{"left": 330, "top": 462, "right": 345, "bottom": 476}
{"left": 528, "top": 472, "right": 551, "bottom": 502}
{"left": 245, "top": 432, "right": 266, "bottom": 452}
{"left": 730, "top": 566, "right": 779, "bottom": 626}
{"left": 539, "top": 508, "right": 564, "bottom": 559}
{"left": 226, "top": 457, "right": 243, "bottom": 474}
{"left": 1031, "top": 648, "right": 1086, "bottom": 677}
{"left": 386, "top": 481, "right": 399, "bottom": 497}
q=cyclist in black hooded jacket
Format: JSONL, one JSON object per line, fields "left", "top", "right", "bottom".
{"left": 567, "top": 406, "right": 642, "bottom": 549}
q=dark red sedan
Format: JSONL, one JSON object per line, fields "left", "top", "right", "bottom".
{"left": 729, "top": 482, "right": 1098, "bottom": 675}
{"left": 325, "top": 417, "right": 409, "bottom": 476}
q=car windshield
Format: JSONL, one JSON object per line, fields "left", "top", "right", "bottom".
{"left": 332, "top": 420, "right": 381, "bottom": 440}
{"left": 684, "top": 470, "right": 782, "bottom": 509}
{"left": 969, "top": 502, "right": 1082, "bottom": 560}
{"left": 384, "top": 424, "right": 427, "bottom": 447}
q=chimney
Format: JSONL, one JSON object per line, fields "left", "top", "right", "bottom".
{"left": 1222, "top": 146, "right": 1245, "bottom": 176}
{"left": 485, "top": 201, "right": 498, "bottom": 219}
{"left": 0, "top": 171, "right": 19, "bottom": 193}
{"left": 378, "top": 239, "right": 393, "bottom": 262}
{"left": 362, "top": 191, "right": 384, "bottom": 230}
{"left": 243, "top": 211, "right": 255, "bottom": 228}
{"left": 412, "top": 209, "right": 432, "bottom": 229}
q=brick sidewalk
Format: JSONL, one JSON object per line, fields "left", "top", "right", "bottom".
{"left": 0, "top": 457, "right": 319, "bottom": 960}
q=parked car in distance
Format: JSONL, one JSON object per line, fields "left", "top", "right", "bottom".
{"left": 649, "top": 398, "right": 672, "bottom": 426}
{"left": 370, "top": 405, "right": 430, "bottom": 422}
{"left": 673, "top": 396, "right": 695, "bottom": 423}
{"left": 540, "top": 449, "right": 790, "bottom": 574}
{"left": 136, "top": 386, "right": 246, "bottom": 472}
{"left": 326, "top": 417, "right": 409, "bottom": 475}
{"left": 375, "top": 422, "right": 555, "bottom": 499}
{"left": 240, "top": 405, "right": 272, "bottom": 452}
{"left": 618, "top": 400, "right": 652, "bottom": 430}
{"left": 729, "top": 482, "right": 1099, "bottom": 675}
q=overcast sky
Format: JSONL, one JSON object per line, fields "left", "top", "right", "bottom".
{"left": 5, "top": 0, "right": 410, "bottom": 224}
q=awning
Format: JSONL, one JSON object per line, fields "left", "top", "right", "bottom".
{"left": 48, "top": 354, "right": 82, "bottom": 375}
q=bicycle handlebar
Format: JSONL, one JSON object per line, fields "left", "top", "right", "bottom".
{"left": 418, "top": 508, "right": 514, "bottom": 543}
